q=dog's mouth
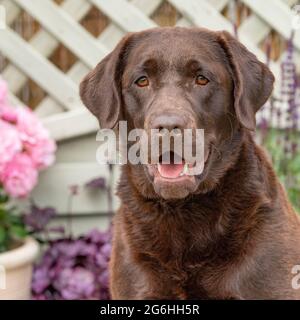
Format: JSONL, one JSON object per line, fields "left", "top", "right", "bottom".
{"left": 147, "top": 146, "right": 211, "bottom": 179}
{"left": 145, "top": 147, "right": 212, "bottom": 199}
{"left": 157, "top": 152, "right": 193, "bottom": 179}
{"left": 158, "top": 161, "right": 188, "bottom": 179}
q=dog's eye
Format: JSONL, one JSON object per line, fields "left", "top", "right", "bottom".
{"left": 135, "top": 76, "right": 149, "bottom": 87}
{"left": 196, "top": 75, "right": 209, "bottom": 86}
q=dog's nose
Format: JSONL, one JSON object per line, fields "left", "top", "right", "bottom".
{"left": 151, "top": 114, "right": 187, "bottom": 133}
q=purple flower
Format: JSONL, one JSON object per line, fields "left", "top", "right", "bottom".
{"left": 98, "top": 270, "right": 109, "bottom": 289}
{"left": 32, "top": 267, "right": 51, "bottom": 294}
{"left": 86, "top": 228, "right": 110, "bottom": 244}
{"left": 100, "top": 243, "right": 111, "bottom": 259}
{"left": 23, "top": 204, "right": 56, "bottom": 232}
{"left": 31, "top": 228, "right": 112, "bottom": 300}
{"left": 279, "top": 31, "right": 299, "bottom": 155}
{"left": 85, "top": 177, "right": 106, "bottom": 190}
{"left": 54, "top": 268, "right": 95, "bottom": 300}
{"left": 96, "top": 253, "right": 108, "bottom": 269}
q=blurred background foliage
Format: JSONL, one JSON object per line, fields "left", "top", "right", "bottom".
{"left": 258, "top": 33, "right": 300, "bottom": 212}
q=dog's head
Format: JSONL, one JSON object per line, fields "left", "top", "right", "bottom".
{"left": 80, "top": 27, "right": 274, "bottom": 200}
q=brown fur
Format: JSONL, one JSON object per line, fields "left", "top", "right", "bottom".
{"left": 80, "top": 27, "right": 300, "bottom": 299}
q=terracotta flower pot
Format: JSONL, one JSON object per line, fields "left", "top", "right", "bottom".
{"left": 0, "top": 237, "right": 39, "bottom": 300}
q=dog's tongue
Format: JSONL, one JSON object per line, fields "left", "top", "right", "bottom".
{"left": 158, "top": 163, "right": 185, "bottom": 179}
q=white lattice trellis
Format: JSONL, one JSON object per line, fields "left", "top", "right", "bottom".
{"left": 1, "top": 0, "right": 299, "bottom": 141}
{"left": 0, "top": 0, "right": 299, "bottom": 231}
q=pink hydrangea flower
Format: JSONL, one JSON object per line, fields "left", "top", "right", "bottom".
{"left": 16, "top": 107, "right": 56, "bottom": 169}
{"left": 0, "top": 79, "right": 56, "bottom": 198}
{"left": 1, "top": 153, "right": 38, "bottom": 198}
{"left": 16, "top": 106, "right": 48, "bottom": 142}
{"left": 28, "top": 138, "right": 56, "bottom": 169}
{"left": 0, "top": 120, "right": 22, "bottom": 178}
{"left": 0, "top": 103, "right": 18, "bottom": 123}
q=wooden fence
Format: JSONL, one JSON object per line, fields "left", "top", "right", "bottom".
{"left": 0, "top": 0, "right": 299, "bottom": 234}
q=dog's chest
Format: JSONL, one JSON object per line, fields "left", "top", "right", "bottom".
{"left": 137, "top": 237, "right": 231, "bottom": 299}
{"left": 126, "top": 205, "right": 242, "bottom": 299}
{"left": 137, "top": 228, "right": 240, "bottom": 299}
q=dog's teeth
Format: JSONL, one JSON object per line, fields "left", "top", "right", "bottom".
{"left": 157, "top": 164, "right": 162, "bottom": 175}
{"left": 184, "top": 163, "right": 189, "bottom": 173}
{"left": 180, "top": 163, "right": 189, "bottom": 176}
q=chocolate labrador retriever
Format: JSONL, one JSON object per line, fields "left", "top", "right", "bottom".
{"left": 80, "top": 27, "right": 300, "bottom": 299}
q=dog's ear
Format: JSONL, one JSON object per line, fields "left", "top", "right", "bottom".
{"left": 80, "top": 34, "right": 132, "bottom": 129}
{"left": 218, "top": 31, "right": 274, "bottom": 131}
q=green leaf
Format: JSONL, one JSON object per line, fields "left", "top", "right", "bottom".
{"left": 261, "top": 129, "right": 300, "bottom": 210}
{"left": 0, "top": 189, "right": 9, "bottom": 204}
{"left": 0, "top": 225, "right": 6, "bottom": 243}
{"left": 289, "top": 154, "right": 300, "bottom": 173}
{"left": 8, "top": 214, "right": 22, "bottom": 225}
{"left": 10, "top": 225, "right": 28, "bottom": 239}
